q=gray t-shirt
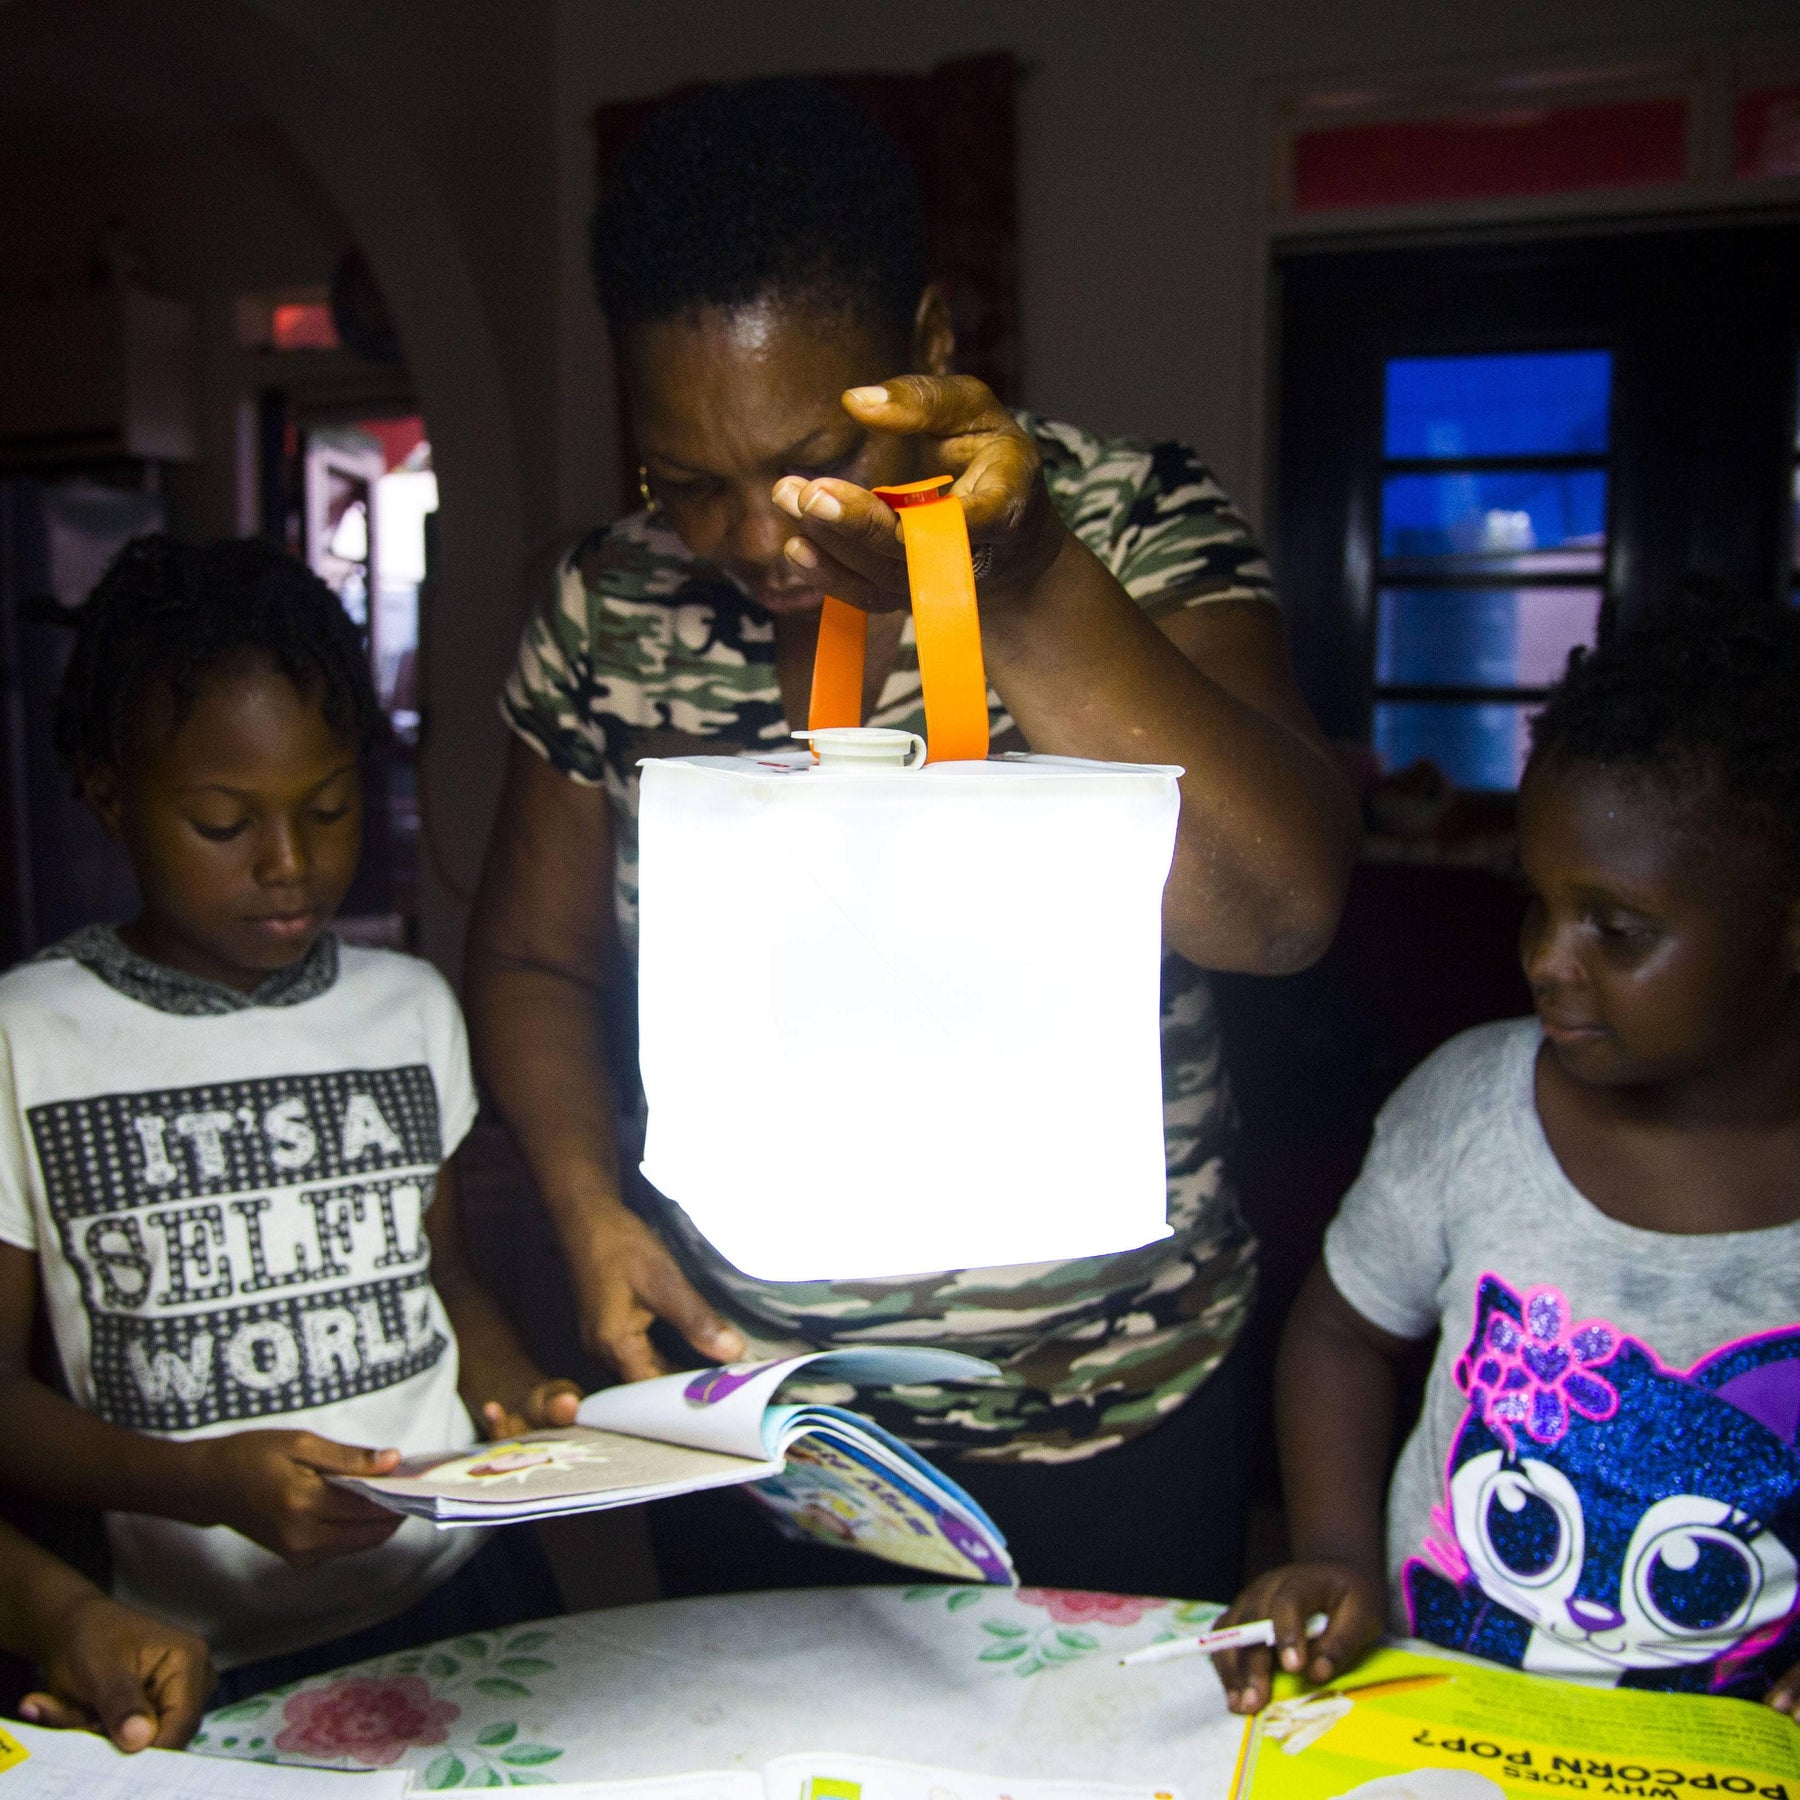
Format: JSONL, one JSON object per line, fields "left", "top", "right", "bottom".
{"left": 1325, "top": 1017, "right": 1800, "bottom": 1699}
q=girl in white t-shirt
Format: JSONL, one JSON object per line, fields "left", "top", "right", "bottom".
{"left": 1216, "top": 590, "right": 1800, "bottom": 1717}
{"left": 0, "top": 536, "right": 580, "bottom": 1700}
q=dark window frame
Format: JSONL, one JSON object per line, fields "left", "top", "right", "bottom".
{"left": 1273, "top": 218, "right": 1800, "bottom": 784}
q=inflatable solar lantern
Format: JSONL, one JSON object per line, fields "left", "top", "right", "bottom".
{"left": 635, "top": 476, "right": 1182, "bottom": 1281}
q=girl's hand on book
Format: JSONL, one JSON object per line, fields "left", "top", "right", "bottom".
{"left": 1765, "top": 1656, "right": 1800, "bottom": 1714}
{"left": 192, "top": 1430, "right": 406, "bottom": 1566}
{"left": 479, "top": 1379, "right": 583, "bottom": 1441}
{"left": 1212, "top": 1561, "right": 1384, "bottom": 1715}
{"left": 20, "top": 1589, "right": 214, "bottom": 1750}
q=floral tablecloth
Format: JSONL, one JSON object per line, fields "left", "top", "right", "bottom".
{"left": 190, "top": 1585, "right": 1246, "bottom": 1791}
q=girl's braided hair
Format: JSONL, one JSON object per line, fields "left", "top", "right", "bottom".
{"left": 54, "top": 534, "right": 384, "bottom": 773}
{"left": 1526, "top": 582, "right": 1800, "bottom": 875}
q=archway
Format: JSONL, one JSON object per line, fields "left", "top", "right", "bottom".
{"left": 0, "top": 0, "right": 529, "bottom": 970}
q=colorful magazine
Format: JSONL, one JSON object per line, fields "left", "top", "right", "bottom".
{"left": 1232, "top": 1647, "right": 1800, "bottom": 1800}
{"left": 338, "top": 1348, "right": 1013, "bottom": 1584}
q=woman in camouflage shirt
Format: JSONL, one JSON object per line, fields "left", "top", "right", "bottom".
{"left": 467, "top": 80, "right": 1356, "bottom": 1600}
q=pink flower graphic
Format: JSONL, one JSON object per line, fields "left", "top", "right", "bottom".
{"left": 274, "top": 1675, "right": 459, "bottom": 1767}
{"left": 1015, "top": 1588, "right": 1161, "bottom": 1627}
{"left": 1458, "top": 1283, "right": 1619, "bottom": 1452}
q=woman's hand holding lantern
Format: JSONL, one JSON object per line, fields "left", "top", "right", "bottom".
{"left": 772, "top": 376, "right": 1066, "bottom": 615}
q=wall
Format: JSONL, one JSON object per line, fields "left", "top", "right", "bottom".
{"left": 0, "top": 0, "right": 561, "bottom": 975}
{"left": 554, "top": 0, "right": 1800, "bottom": 543}
{"left": 0, "top": 121, "right": 354, "bottom": 540}
{"left": 4, "top": 0, "right": 1797, "bottom": 979}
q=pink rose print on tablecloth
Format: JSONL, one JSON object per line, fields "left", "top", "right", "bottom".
{"left": 1016, "top": 1588, "right": 1162, "bottom": 1628}
{"left": 274, "top": 1674, "right": 460, "bottom": 1767}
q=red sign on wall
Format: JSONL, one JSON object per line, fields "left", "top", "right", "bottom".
{"left": 1292, "top": 97, "right": 1689, "bottom": 213}
{"left": 1735, "top": 87, "right": 1800, "bottom": 180}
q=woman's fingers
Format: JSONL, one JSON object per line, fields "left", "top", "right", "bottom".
{"left": 772, "top": 371, "right": 1051, "bottom": 608}
{"left": 782, "top": 537, "right": 905, "bottom": 614}
{"left": 843, "top": 373, "right": 1013, "bottom": 443}
{"left": 841, "top": 379, "right": 1041, "bottom": 539}
{"left": 948, "top": 434, "right": 1044, "bottom": 539}
{"left": 777, "top": 478, "right": 908, "bottom": 601}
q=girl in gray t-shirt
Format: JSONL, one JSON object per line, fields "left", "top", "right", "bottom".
{"left": 1217, "top": 593, "right": 1800, "bottom": 1719}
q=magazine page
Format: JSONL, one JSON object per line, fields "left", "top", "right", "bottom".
{"left": 576, "top": 1348, "right": 999, "bottom": 1460}
{"left": 769, "top": 1405, "right": 1010, "bottom": 1546}
{"left": 1235, "top": 1647, "right": 1800, "bottom": 1800}
{"left": 340, "top": 1426, "right": 779, "bottom": 1523}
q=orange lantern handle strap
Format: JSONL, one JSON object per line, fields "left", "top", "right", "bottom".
{"left": 874, "top": 476, "right": 991, "bottom": 762}
{"left": 807, "top": 597, "right": 867, "bottom": 731}
{"left": 806, "top": 477, "right": 989, "bottom": 762}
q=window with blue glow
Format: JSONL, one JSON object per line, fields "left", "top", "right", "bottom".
{"left": 1374, "top": 349, "right": 1612, "bottom": 791}
{"left": 1384, "top": 351, "right": 1613, "bottom": 459}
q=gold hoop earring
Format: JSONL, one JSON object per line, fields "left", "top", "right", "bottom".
{"left": 637, "top": 464, "right": 661, "bottom": 518}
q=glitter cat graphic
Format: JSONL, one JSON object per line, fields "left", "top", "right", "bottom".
{"left": 1404, "top": 1273, "right": 1800, "bottom": 1696}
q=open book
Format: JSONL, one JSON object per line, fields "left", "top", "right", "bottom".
{"left": 546, "top": 1753, "right": 1181, "bottom": 1800}
{"left": 1233, "top": 1646, "right": 1800, "bottom": 1800}
{"left": 340, "top": 1349, "right": 1014, "bottom": 1584}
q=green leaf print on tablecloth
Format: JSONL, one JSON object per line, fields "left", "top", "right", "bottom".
{"left": 900, "top": 1584, "right": 1216, "bottom": 1678}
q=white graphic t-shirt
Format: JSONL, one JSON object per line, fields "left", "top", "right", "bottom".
{"left": 0, "top": 929, "right": 482, "bottom": 1668}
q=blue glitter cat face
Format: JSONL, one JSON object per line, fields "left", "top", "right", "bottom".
{"left": 1440, "top": 1281, "right": 1800, "bottom": 1681}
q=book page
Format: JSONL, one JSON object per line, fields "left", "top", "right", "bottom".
{"left": 1236, "top": 1647, "right": 1800, "bottom": 1800}
{"left": 347, "top": 1424, "right": 776, "bottom": 1513}
{"left": 0, "top": 1720, "right": 408, "bottom": 1798}
{"left": 576, "top": 1349, "right": 999, "bottom": 1461}
{"left": 576, "top": 1358, "right": 808, "bottom": 1459}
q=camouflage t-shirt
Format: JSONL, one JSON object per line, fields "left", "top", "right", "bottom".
{"left": 500, "top": 414, "right": 1272, "bottom": 1463}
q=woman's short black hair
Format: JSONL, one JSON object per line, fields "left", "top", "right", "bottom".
{"left": 590, "top": 77, "right": 925, "bottom": 342}
{"left": 55, "top": 533, "right": 385, "bottom": 772}
{"left": 1525, "top": 583, "right": 1800, "bottom": 876}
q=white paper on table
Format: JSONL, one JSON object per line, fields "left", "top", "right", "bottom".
{"left": 548, "top": 1754, "right": 1183, "bottom": 1800}
{"left": 0, "top": 1720, "right": 410, "bottom": 1798}
{"left": 545, "top": 1777, "right": 762, "bottom": 1800}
